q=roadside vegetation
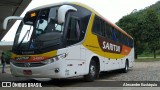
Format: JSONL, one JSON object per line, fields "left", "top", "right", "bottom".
{"left": 135, "top": 58, "right": 160, "bottom": 62}
{"left": 116, "top": 1, "right": 160, "bottom": 59}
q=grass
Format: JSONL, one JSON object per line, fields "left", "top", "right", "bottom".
{"left": 135, "top": 58, "right": 160, "bottom": 62}
{"left": 138, "top": 51, "right": 160, "bottom": 57}
{"left": 137, "top": 52, "right": 160, "bottom": 62}
{"left": 138, "top": 55, "right": 160, "bottom": 57}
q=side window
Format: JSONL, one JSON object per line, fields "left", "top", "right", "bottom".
{"left": 124, "top": 36, "right": 128, "bottom": 46}
{"left": 67, "top": 17, "right": 80, "bottom": 41}
{"left": 123, "top": 35, "right": 126, "bottom": 45}
{"left": 115, "top": 30, "right": 121, "bottom": 43}
{"left": 128, "top": 38, "right": 131, "bottom": 47}
{"left": 126, "top": 37, "right": 129, "bottom": 46}
{"left": 105, "top": 23, "right": 112, "bottom": 39}
{"left": 101, "top": 20, "right": 105, "bottom": 37}
{"left": 111, "top": 28, "right": 117, "bottom": 42}
{"left": 92, "top": 16, "right": 107, "bottom": 37}
{"left": 126, "top": 37, "right": 133, "bottom": 47}
{"left": 130, "top": 39, "right": 134, "bottom": 47}
{"left": 92, "top": 16, "right": 101, "bottom": 35}
{"left": 119, "top": 33, "right": 124, "bottom": 44}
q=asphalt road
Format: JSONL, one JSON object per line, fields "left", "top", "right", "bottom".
{"left": 0, "top": 61, "right": 160, "bottom": 89}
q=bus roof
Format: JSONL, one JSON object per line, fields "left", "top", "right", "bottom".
{"left": 29, "top": 2, "right": 133, "bottom": 39}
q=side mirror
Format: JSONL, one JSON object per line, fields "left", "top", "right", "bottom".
{"left": 3, "top": 16, "right": 23, "bottom": 30}
{"left": 58, "top": 5, "right": 77, "bottom": 24}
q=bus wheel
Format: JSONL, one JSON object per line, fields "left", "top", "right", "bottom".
{"left": 122, "top": 60, "right": 129, "bottom": 73}
{"left": 84, "top": 60, "right": 97, "bottom": 82}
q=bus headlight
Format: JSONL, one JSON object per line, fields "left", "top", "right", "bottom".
{"left": 57, "top": 53, "right": 67, "bottom": 60}
{"left": 40, "top": 59, "right": 52, "bottom": 64}
{"left": 40, "top": 53, "right": 67, "bottom": 64}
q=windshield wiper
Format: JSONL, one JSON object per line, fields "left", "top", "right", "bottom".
{"left": 17, "top": 27, "right": 31, "bottom": 50}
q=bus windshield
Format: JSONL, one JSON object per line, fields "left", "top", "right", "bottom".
{"left": 12, "top": 4, "right": 91, "bottom": 54}
{"left": 13, "top": 7, "right": 64, "bottom": 52}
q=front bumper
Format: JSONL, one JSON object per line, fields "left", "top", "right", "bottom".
{"left": 10, "top": 61, "right": 66, "bottom": 78}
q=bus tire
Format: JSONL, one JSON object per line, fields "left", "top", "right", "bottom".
{"left": 84, "top": 60, "right": 97, "bottom": 82}
{"left": 122, "top": 60, "right": 129, "bottom": 73}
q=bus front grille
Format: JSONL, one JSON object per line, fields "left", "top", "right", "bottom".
{"left": 13, "top": 62, "right": 45, "bottom": 67}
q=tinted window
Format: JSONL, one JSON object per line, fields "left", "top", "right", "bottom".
{"left": 67, "top": 17, "right": 80, "bottom": 40}
{"left": 92, "top": 15, "right": 133, "bottom": 47}
{"left": 111, "top": 28, "right": 117, "bottom": 42}
{"left": 92, "top": 16, "right": 101, "bottom": 35}
{"left": 105, "top": 24, "right": 112, "bottom": 39}
{"left": 101, "top": 20, "right": 105, "bottom": 37}
{"left": 119, "top": 33, "right": 124, "bottom": 44}
{"left": 116, "top": 30, "right": 121, "bottom": 43}
{"left": 92, "top": 16, "right": 107, "bottom": 37}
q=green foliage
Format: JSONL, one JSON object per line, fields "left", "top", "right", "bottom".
{"left": 117, "top": 11, "right": 145, "bottom": 57}
{"left": 117, "top": 1, "right": 160, "bottom": 58}
{"left": 143, "top": 9, "right": 159, "bottom": 38}
{"left": 135, "top": 58, "right": 160, "bottom": 62}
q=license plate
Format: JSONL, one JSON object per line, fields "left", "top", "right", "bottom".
{"left": 23, "top": 70, "right": 32, "bottom": 75}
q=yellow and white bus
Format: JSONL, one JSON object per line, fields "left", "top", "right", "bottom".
{"left": 3, "top": 2, "right": 134, "bottom": 81}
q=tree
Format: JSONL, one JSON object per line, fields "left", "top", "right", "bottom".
{"left": 117, "top": 13, "right": 145, "bottom": 59}
{"left": 142, "top": 9, "right": 160, "bottom": 58}
{"left": 117, "top": 8, "right": 160, "bottom": 59}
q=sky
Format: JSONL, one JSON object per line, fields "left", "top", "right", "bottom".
{"left": 2, "top": 0, "right": 159, "bottom": 41}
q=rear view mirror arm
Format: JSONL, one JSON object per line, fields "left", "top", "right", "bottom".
{"left": 3, "top": 16, "right": 23, "bottom": 30}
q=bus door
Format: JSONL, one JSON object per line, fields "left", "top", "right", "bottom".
{"left": 65, "top": 16, "right": 85, "bottom": 76}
